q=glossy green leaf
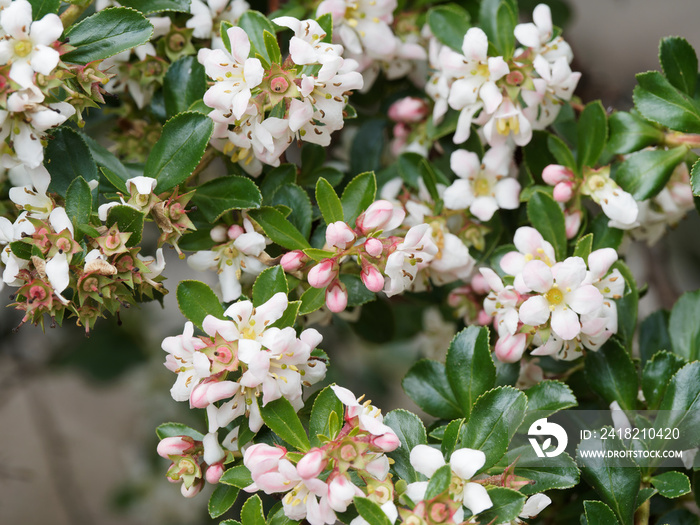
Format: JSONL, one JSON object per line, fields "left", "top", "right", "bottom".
{"left": 669, "top": 290, "right": 700, "bottom": 361}
{"left": 220, "top": 465, "right": 254, "bottom": 488}
{"left": 584, "top": 339, "right": 638, "bottom": 410}
{"left": 266, "top": 503, "right": 300, "bottom": 525}
{"left": 642, "top": 351, "right": 686, "bottom": 409}
{"left": 480, "top": 0, "right": 517, "bottom": 59}
{"left": 309, "top": 386, "right": 344, "bottom": 447}
{"left": 342, "top": 172, "right": 377, "bottom": 225}
{"left": 522, "top": 380, "right": 577, "bottom": 428}
{"left": 65, "top": 177, "right": 92, "bottom": 234}
{"left": 660, "top": 36, "right": 698, "bottom": 97}
{"left": 62, "top": 8, "right": 154, "bottom": 64}
{"left": 252, "top": 267, "right": 288, "bottom": 307}
{"left": 608, "top": 111, "right": 664, "bottom": 154}
{"left": 527, "top": 191, "right": 567, "bottom": 261}
{"left": 445, "top": 326, "right": 495, "bottom": 418}
{"left": 147, "top": 112, "right": 213, "bottom": 193}
{"left": 547, "top": 134, "right": 576, "bottom": 171}
{"left": 209, "top": 484, "right": 239, "bottom": 518}
{"left": 614, "top": 146, "right": 687, "bottom": 200}
{"left": 440, "top": 419, "right": 465, "bottom": 457}
{"left": 10, "top": 241, "right": 32, "bottom": 260}
{"left": 634, "top": 71, "right": 700, "bottom": 132}
{"left": 261, "top": 164, "right": 297, "bottom": 202}
{"left": 573, "top": 233, "right": 593, "bottom": 260}
{"left": 241, "top": 494, "right": 265, "bottom": 525}
{"left": 504, "top": 445, "right": 580, "bottom": 495}
{"left": 590, "top": 212, "right": 624, "bottom": 251}
{"left": 427, "top": 4, "right": 470, "bottom": 52}
{"left": 612, "top": 260, "right": 638, "bottom": 350}
{"left": 176, "top": 280, "right": 225, "bottom": 330}
{"left": 299, "top": 286, "right": 326, "bottom": 315}
{"left": 478, "top": 487, "right": 526, "bottom": 523}
{"left": 316, "top": 178, "right": 344, "bottom": 224}
{"left": 655, "top": 362, "right": 700, "bottom": 452}
{"left": 353, "top": 497, "right": 392, "bottom": 525}
{"left": 402, "top": 360, "right": 463, "bottom": 419}
{"left": 163, "top": 56, "right": 207, "bottom": 118}
{"left": 46, "top": 127, "right": 99, "bottom": 197}
{"left": 192, "top": 176, "right": 262, "bottom": 222}
{"left": 425, "top": 464, "right": 452, "bottom": 500}
{"left": 577, "top": 101, "right": 608, "bottom": 170}
{"left": 315, "top": 13, "right": 333, "bottom": 43}
{"left": 263, "top": 30, "right": 282, "bottom": 64}
{"left": 583, "top": 500, "right": 619, "bottom": 525}
{"left": 351, "top": 119, "right": 385, "bottom": 176}
{"left": 239, "top": 11, "right": 277, "bottom": 65}
{"left": 339, "top": 274, "right": 375, "bottom": 307}
{"left": 80, "top": 133, "right": 130, "bottom": 191}
{"left": 155, "top": 422, "right": 204, "bottom": 440}
{"left": 269, "top": 184, "right": 313, "bottom": 239}
{"left": 384, "top": 409, "right": 427, "bottom": 483}
{"left": 119, "top": 0, "right": 191, "bottom": 13}
{"left": 248, "top": 207, "right": 311, "bottom": 250}
{"left": 260, "top": 397, "right": 310, "bottom": 452}
{"left": 28, "top": 0, "right": 59, "bottom": 19}
{"left": 106, "top": 205, "right": 145, "bottom": 247}
{"left": 651, "top": 471, "right": 692, "bottom": 499}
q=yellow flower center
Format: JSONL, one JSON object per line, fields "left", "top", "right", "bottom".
{"left": 546, "top": 286, "right": 564, "bottom": 305}
{"left": 14, "top": 40, "right": 32, "bottom": 58}
{"left": 496, "top": 115, "right": 520, "bottom": 136}
{"left": 474, "top": 176, "right": 491, "bottom": 197}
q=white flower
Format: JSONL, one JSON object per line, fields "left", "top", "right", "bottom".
{"left": 581, "top": 169, "right": 638, "bottom": 229}
{"left": 0, "top": 0, "right": 62, "bottom": 88}
{"left": 8, "top": 164, "right": 53, "bottom": 218}
{"left": 187, "top": 0, "right": 250, "bottom": 42}
{"left": 162, "top": 321, "right": 212, "bottom": 402}
{"left": 483, "top": 97, "right": 533, "bottom": 147}
{"left": 514, "top": 3, "right": 573, "bottom": 63}
{"left": 383, "top": 223, "right": 438, "bottom": 296}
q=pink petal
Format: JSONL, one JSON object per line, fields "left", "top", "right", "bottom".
{"left": 587, "top": 248, "right": 618, "bottom": 280}
{"left": 522, "top": 260, "right": 553, "bottom": 293}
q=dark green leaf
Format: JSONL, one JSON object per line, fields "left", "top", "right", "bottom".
{"left": 119, "top": 0, "right": 191, "bottom": 13}
{"left": 342, "top": 172, "right": 377, "bottom": 225}
{"left": 607, "top": 111, "right": 664, "bottom": 154}
{"left": 80, "top": 133, "right": 130, "bottom": 192}
{"left": 106, "top": 205, "right": 145, "bottom": 247}
{"left": 441, "top": 419, "right": 465, "bottom": 457}
{"left": 642, "top": 351, "right": 686, "bottom": 409}
{"left": 163, "top": 56, "right": 207, "bottom": 118}
{"left": 220, "top": 465, "right": 254, "bottom": 488}
{"left": 260, "top": 397, "right": 310, "bottom": 452}
{"left": 299, "top": 286, "right": 326, "bottom": 315}
{"left": 590, "top": 212, "right": 624, "bottom": 251}
{"left": 445, "top": 326, "right": 495, "bottom": 418}
{"left": 252, "top": 267, "right": 288, "bottom": 307}
{"left": 209, "top": 484, "right": 239, "bottom": 518}
{"left": 10, "top": 241, "right": 32, "bottom": 260}
{"left": 584, "top": 339, "right": 638, "bottom": 410}
{"left": 427, "top": 4, "right": 470, "bottom": 52}
{"left": 239, "top": 11, "right": 277, "bottom": 65}
{"left": 641, "top": 310, "right": 671, "bottom": 364}
{"left": 65, "top": 177, "right": 92, "bottom": 233}
{"left": 523, "top": 380, "right": 577, "bottom": 428}
{"left": 526, "top": 191, "right": 567, "bottom": 261}
{"left": 28, "top": 0, "right": 59, "bottom": 19}
{"left": 339, "top": 274, "right": 375, "bottom": 307}
{"left": 241, "top": 494, "right": 265, "bottom": 525}
{"left": 692, "top": 158, "right": 700, "bottom": 197}
{"left": 614, "top": 146, "right": 687, "bottom": 200}
{"left": 261, "top": 164, "right": 297, "bottom": 202}
{"left": 384, "top": 409, "right": 427, "bottom": 483}
{"left": 248, "top": 207, "right": 311, "bottom": 250}
{"left": 424, "top": 464, "right": 452, "bottom": 500}
{"left": 669, "top": 290, "right": 700, "bottom": 361}
{"left": 656, "top": 509, "right": 700, "bottom": 525}
{"left": 547, "top": 134, "right": 576, "bottom": 170}
{"left": 62, "top": 7, "right": 154, "bottom": 64}
{"left": 46, "top": 127, "right": 99, "bottom": 197}
{"left": 316, "top": 178, "right": 344, "bottom": 224}
{"left": 583, "top": 500, "right": 619, "bottom": 525}
{"left": 480, "top": 0, "right": 517, "bottom": 59}
{"left": 156, "top": 422, "right": 204, "bottom": 440}
{"left": 573, "top": 233, "right": 593, "bottom": 260}
{"left": 147, "top": 112, "right": 214, "bottom": 193}
{"left": 176, "top": 280, "right": 225, "bottom": 330}
{"left": 315, "top": 13, "right": 333, "bottom": 43}
{"left": 402, "top": 360, "right": 463, "bottom": 419}
{"left": 637, "top": 487, "right": 657, "bottom": 508}
{"left": 353, "top": 497, "right": 391, "bottom": 525}
{"left": 634, "top": 71, "right": 700, "bottom": 133}
{"left": 660, "top": 36, "right": 698, "bottom": 97}
{"left": 192, "top": 175, "right": 262, "bottom": 222}
{"left": 651, "top": 471, "right": 692, "bottom": 499}
{"left": 612, "top": 260, "right": 638, "bottom": 350}
{"left": 220, "top": 20, "right": 234, "bottom": 53}
{"left": 504, "top": 445, "right": 580, "bottom": 495}
{"left": 351, "top": 120, "right": 385, "bottom": 176}
{"left": 478, "top": 487, "right": 526, "bottom": 523}
{"left": 269, "top": 184, "right": 313, "bottom": 239}
{"left": 655, "top": 362, "right": 700, "bottom": 452}
{"left": 577, "top": 101, "right": 608, "bottom": 170}
{"left": 309, "top": 386, "right": 344, "bottom": 447}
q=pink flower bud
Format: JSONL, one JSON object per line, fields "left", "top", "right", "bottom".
{"left": 388, "top": 97, "right": 429, "bottom": 123}
{"left": 326, "top": 221, "right": 356, "bottom": 249}
{"left": 191, "top": 380, "right": 239, "bottom": 409}
{"left": 308, "top": 259, "right": 338, "bottom": 288}
{"left": 361, "top": 265, "right": 385, "bottom": 292}
{"left": 206, "top": 463, "right": 225, "bottom": 484}
{"left": 371, "top": 431, "right": 401, "bottom": 452}
{"left": 297, "top": 448, "right": 327, "bottom": 479}
{"left": 210, "top": 225, "right": 227, "bottom": 243}
{"left": 477, "top": 310, "right": 492, "bottom": 325}
{"left": 227, "top": 224, "right": 244, "bottom": 240}
{"left": 471, "top": 273, "right": 490, "bottom": 295}
{"left": 494, "top": 333, "right": 527, "bottom": 363}
{"left": 325, "top": 280, "right": 348, "bottom": 313}
{"left": 157, "top": 436, "right": 194, "bottom": 458}
{"left": 542, "top": 164, "right": 574, "bottom": 186}
{"left": 181, "top": 479, "right": 204, "bottom": 498}
{"left": 565, "top": 210, "right": 582, "bottom": 239}
{"left": 281, "top": 250, "right": 307, "bottom": 272}
{"left": 553, "top": 181, "right": 574, "bottom": 202}
{"left": 243, "top": 443, "right": 286, "bottom": 479}
{"left": 364, "top": 238, "right": 384, "bottom": 258}
{"left": 356, "top": 200, "right": 405, "bottom": 235}
{"left": 392, "top": 122, "right": 410, "bottom": 139}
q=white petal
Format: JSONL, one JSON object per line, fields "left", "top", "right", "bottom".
{"left": 449, "top": 448, "right": 485, "bottom": 480}
{"left": 409, "top": 444, "right": 445, "bottom": 478}
{"left": 46, "top": 252, "right": 70, "bottom": 295}
{"left": 551, "top": 307, "right": 580, "bottom": 340}
{"left": 462, "top": 482, "right": 492, "bottom": 515}
{"left": 519, "top": 295, "right": 550, "bottom": 326}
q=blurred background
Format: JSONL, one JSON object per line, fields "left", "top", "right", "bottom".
{"left": 2, "top": 0, "right": 700, "bottom": 523}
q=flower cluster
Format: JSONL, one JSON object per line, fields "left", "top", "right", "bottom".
{"left": 480, "top": 227, "right": 624, "bottom": 361}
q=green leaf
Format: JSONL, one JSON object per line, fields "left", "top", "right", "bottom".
{"left": 590, "top": 212, "right": 624, "bottom": 251}
{"left": 351, "top": 120, "right": 385, "bottom": 176}
{"left": 309, "top": 385, "right": 344, "bottom": 447}
{"left": 614, "top": 146, "right": 688, "bottom": 200}
{"left": 584, "top": 339, "right": 638, "bottom": 410}
{"left": 637, "top": 487, "right": 657, "bottom": 508}
{"left": 656, "top": 509, "right": 700, "bottom": 524}
{"left": 220, "top": 20, "right": 234, "bottom": 53}
{"left": 353, "top": 497, "right": 391, "bottom": 525}
{"left": 259, "top": 397, "right": 310, "bottom": 452}
{"left": 269, "top": 184, "right": 313, "bottom": 239}
{"left": 192, "top": 176, "right": 262, "bottom": 222}
{"left": 270, "top": 300, "right": 300, "bottom": 329}
{"left": 46, "top": 127, "right": 99, "bottom": 197}
{"left": 28, "top": 0, "right": 59, "bottom": 19}
{"left": 547, "top": 134, "right": 576, "bottom": 171}
{"left": 460, "top": 386, "right": 527, "bottom": 470}
{"left": 655, "top": 362, "right": 700, "bottom": 452}
{"left": 163, "top": 56, "right": 207, "bottom": 118}
{"left": 147, "top": 112, "right": 214, "bottom": 193}
{"left": 477, "top": 487, "right": 526, "bottom": 523}
{"left": 240, "top": 11, "right": 277, "bottom": 65}
{"left": 252, "top": 267, "right": 288, "bottom": 307}
{"left": 176, "top": 280, "right": 225, "bottom": 330}
{"left": 445, "top": 326, "right": 495, "bottom": 418}
{"left": 263, "top": 30, "right": 282, "bottom": 64}
{"left": 106, "top": 205, "right": 145, "bottom": 247}
{"left": 577, "top": 433, "right": 641, "bottom": 525}
{"left": 634, "top": 71, "right": 700, "bottom": 133}
{"left": 642, "top": 351, "right": 686, "bottom": 409}
{"left": 573, "top": 233, "right": 593, "bottom": 260}
{"left": 316, "top": 13, "right": 333, "bottom": 43}
{"left": 640, "top": 310, "right": 672, "bottom": 364}
{"left": 10, "top": 241, "right": 32, "bottom": 260}
{"left": 248, "top": 207, "right": 310, "bottom": 250}
{"left": 241, "top": 494, "right": 265, "bottom": 525}
{"left": 427, "top": 4, "right": 470, "bottom": 52}
{"left": 480, "top": 0, "right": 517, "bottom": 59}
{"left": 384, "top": 409, "right": 427, "bottom": 483}
{"left": 209, "top": 484, "right": 239, "bottom": 518}
{"left": 526, "top": 191, "right": 567, "bottom": 261}
{"left": 220, "top": 465, "right": 254, "bottom": 488}
{"left": 402, "top": 360, "right": 463, "bottom": 419}
{"left": 441, "top": 419, "right": 465, "bottom": 457}
{"left": 612, "top": 260, "right": 638, "bottom": 350}
{"left": 651, "top": 471, "right": 692, "bottom": 499}
{"left": 342, "top": 172, "right": 377, "bottom": 226}
{"left": 62, "top": 7, "right": 154, "bottom": 64}
{"left": 266, "top": 503, "right": 300, "bottom": 525}
{"left": 299, "top": 286, "right": 327, "bottom": 315}
{"left": 608, "top": 111, "right": 664, "bottom": 154}
{"left": 522, "top": 380, "right": 577, "bottom": 428}
{"left": 118, "top": 0, "right": 191, "bottom": 13}
{"left": 155, "top": 422, "right": 204, "bottom": 440}
{"left": 660, "top": 36, "right": 698, "bottom": 97}
{"left": 669, "top": 290, "right": 700, "bottom": 361}
{"left": 261, "top": 164, "right": 297, "bottom": 202}
{"left": 577, "top": 101, "right": 608, "bottom": 170}
{"left": 504, "top": 445, "right": 580, "bottom": 495}
{"left": 316, "top": 178, "right": 344, "bottom": 224}
{"left": 583, "top": 501, "right": 619, "bottom": 525}
{"left": 425, "top": 464, "right": 452, "bottom": 500}
{"left": 65, "top": 177, "right": 92, "bottom": 234}
{"left": 339, "top": 274, "right": 375, "bottom": 307}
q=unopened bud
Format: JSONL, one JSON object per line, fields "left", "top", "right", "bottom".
{"left": 494, "top": 333, "right": 527, "bottom": 363}
{"left": 307, "top": 259, "right": 338, "bottom": 288}
{"left": 325, "top": 279, "right": 348, "bottom": 313}
{"left": 326, "top": 221, "right": 356, "bottom": 250}
{"left": 297, "top": 448, "right": 327, "bottom": 479}
{"left": 388, "top": 97, "right": 429, "bottom": 123}
{"left": 371, "top": 432, "right": 400, "bottom": 452}
{"left": 542, "top": 164, "right": 574, "bottom": 186}
{"left": 210, "top": 225, "right": 227, "bottom": 243}
{"left": 470, "top": 273, "right": 490, "bottom": 295}
{"left": 356, "top": 200, "right": 405, "bottom": 235}
{"left": 364, "top": 238, "right": 383, "bottom": 258}
{"left": 181, "top": 479, "right": 204, "bottom": 498}
{"left": 361, "top": 265, "right": 385, "bottom": 292}
{"left": 206, "top": 463, "right": 225, "bottom": 484}
{"left": 228, "top": 225, "right": 244, "bottom": 240}
{"left": 157, "top": 436, "right": 194, "bottom": 458}
{"left": 477, "top": 310, "right": 492, "bottom": 325}
{"left": 553, "top": 181, "right": 574, "bottom": 202}
{"left": 565, "top": 210, "right": 582, "bottom": 239}
{"left": 281, "top": 250, "right": 307, "bottom": 272}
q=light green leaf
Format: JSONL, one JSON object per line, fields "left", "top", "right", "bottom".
{"left": 241, "top": 494, "right": 265, "bottom": 525}
{"left": 239, "top": 11, "right": 277, "bottom": 65}
{"left": 577, "top": 100, "right": 608, "bottom": 170}
{"left": 156, "top": 422, "right": 204, "bottom": 440}
{"left": 270, "top": 300, "right": 300, "bottom": 329}
{"left": 299, "top": 286, "right": 326, "bottom": 315}
{"left": 573, "top": 233, "right": 594, "bottom": 260}
{"left": 526, "top": 191, "right": 567, "bottom": 261}
{"left": 27, "top": 0, "right": 59, "bottom": 20}
{"left": 259, "top": 397, "right": 310, "bottom": 452}
{"left": 424, "top": 464, "right": 452, "bottom": 500}
{"left": 309, "top": 386, "right": 344, "bottom": 447}
{"left": 192, "top": 176, "right": 262, "bottom": 222}
{"left": 263, "top": 30, "right": 282, "bottom": 64}
{"left": 176, "top": 280, "right": 225, "bottom": 330}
